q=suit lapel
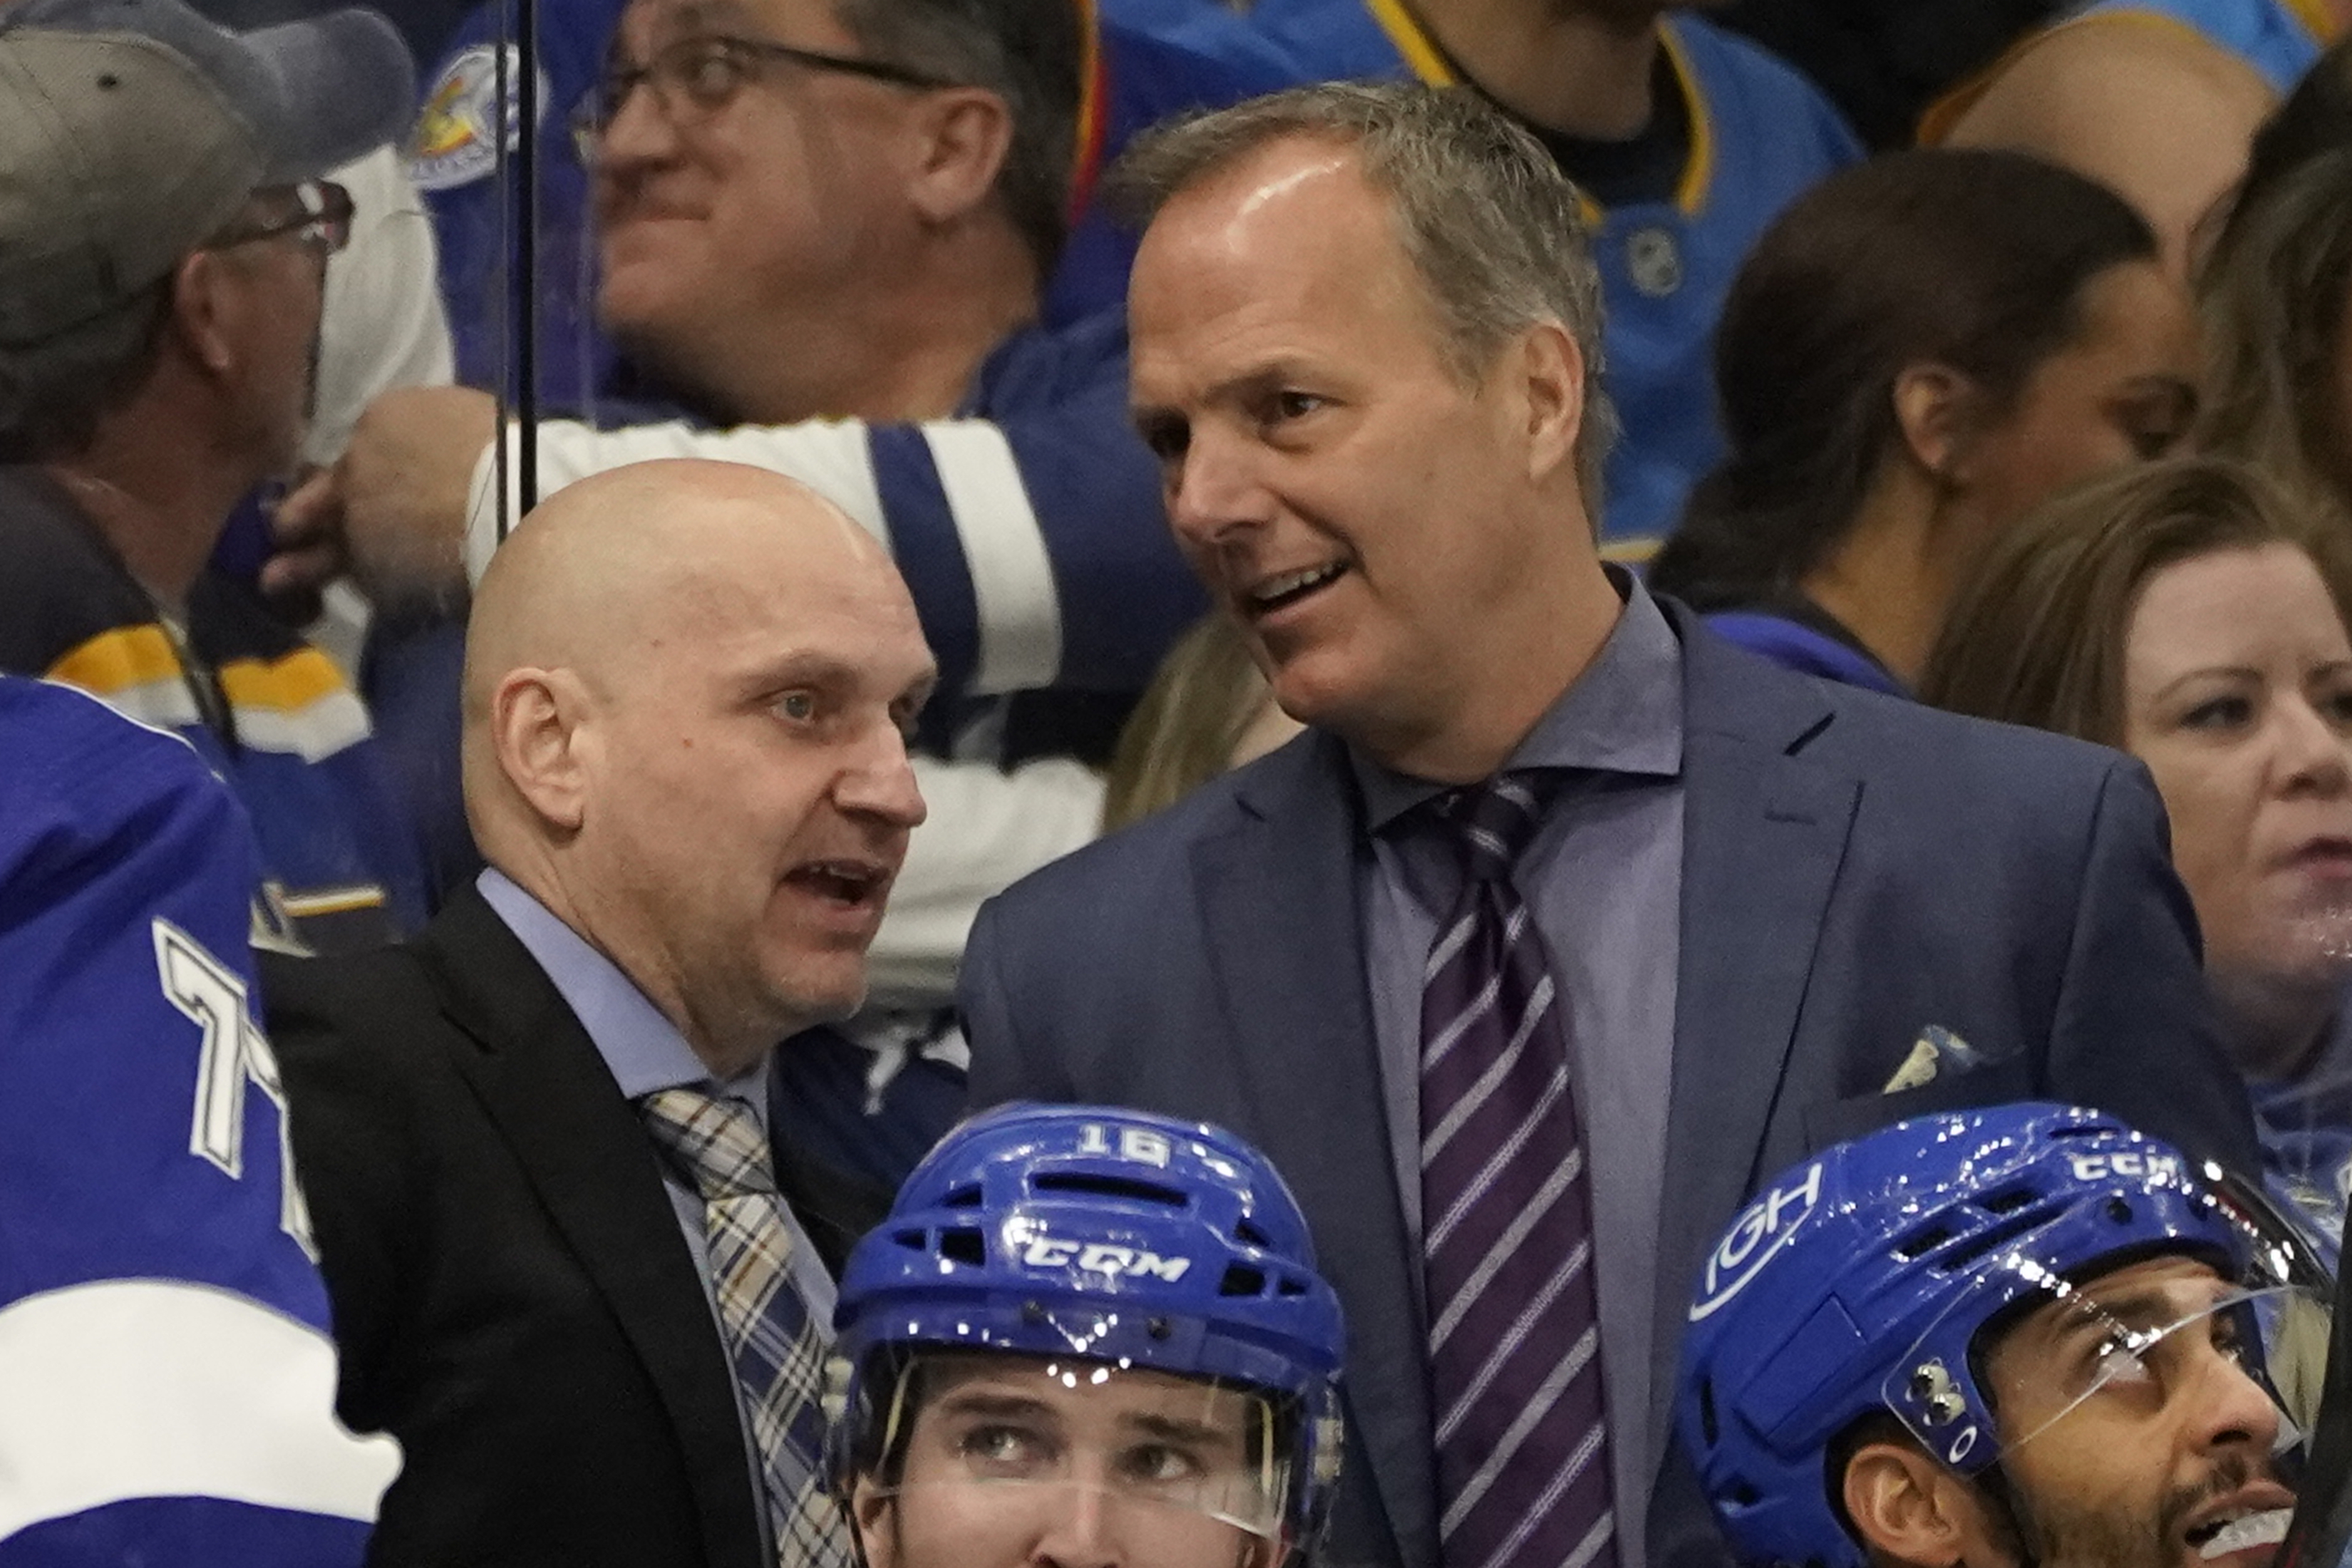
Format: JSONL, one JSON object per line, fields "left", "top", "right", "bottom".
{"left": 1648, "top": 612, "right": 1860, "bottom": 1477}
{"left": 1197, "top": 734, "right": 1439, "bottom": 1568}
{"left": 418, "top": 889, "right": 767, "bottom": 1568}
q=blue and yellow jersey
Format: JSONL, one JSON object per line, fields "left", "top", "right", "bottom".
{"left": 1922, "top": 0, "right": 2339, "bottom": 141}
{"left": 0, "top": 676, "right": 399, "bottom": 1563}
{"left": 1205, "top": 0, "right": 1861, "bottom": 555}
{"left": 0, "top": 470, "right": 428, "bottom": 952}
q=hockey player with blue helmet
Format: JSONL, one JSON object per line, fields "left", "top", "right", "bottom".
{"left": 1676, "top": 1103, "right": 2331, "bottom": 1568}
{"left": 825, "top": 1103, "right": 1346, "bottom": 1568}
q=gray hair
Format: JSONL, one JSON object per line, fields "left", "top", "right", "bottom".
{"left": 1110, "top": 81, "right": 1616, "bottom": 519}
{"left": 0, "top": 279, "right": 173, "bottom": 463}
{"left": 835, "top": 0, "right": 1083, "bottom": 277}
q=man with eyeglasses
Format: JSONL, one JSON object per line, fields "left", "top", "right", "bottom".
{"left": 0, "top": 0, "right": 428, "bottom": 954}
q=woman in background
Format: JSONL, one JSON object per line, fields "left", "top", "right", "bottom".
{"left": 1650, "top": 148, "right": 2199, "bottom": 692}
{"left": 2199, "top": 36, "right": 2352, "bottom": 517}
{"left": 1102, "top": 614, "right": 1301, "bottom": 832}
{"left": 1922, "top": 456, "right": 2352, "bottom": 1256}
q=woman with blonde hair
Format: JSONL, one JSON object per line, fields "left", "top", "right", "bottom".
{"left": 1922, "top": 455, "right": 2352, "bottom": 1257}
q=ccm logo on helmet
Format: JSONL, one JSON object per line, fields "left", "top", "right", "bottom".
{"left": 2066, "top": 1150, "right": 2181, "bottom": 1185}
{"left": 1688, "top": 1162, "right": 1824, "bottom": 1322}
{"left": 1021, "top": 1239, "right": 1193, "bottom": 1281}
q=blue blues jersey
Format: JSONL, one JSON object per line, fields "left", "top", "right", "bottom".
{"left": 0, "top": 470, "right": 428, "bottom": 952}
{"left": 412, "top": 0, "right": 1286, "bottom": 407}
{"left": 0, "top": 676, "right": 400, "bottom": 1564}
{"left": 1176, "top": 0, "right": 1861, "bottom": 553}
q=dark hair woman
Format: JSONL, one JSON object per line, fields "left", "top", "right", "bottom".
{"left": 1649, "top": 148, "right": 2199, "bottom": 693}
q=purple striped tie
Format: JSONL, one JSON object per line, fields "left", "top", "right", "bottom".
{"left": 1418, "top": 777, "right": 1618, "bottom": 1568}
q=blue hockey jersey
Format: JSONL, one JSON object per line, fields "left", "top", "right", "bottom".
{"left": 1143, "top": 0, "right": 1862, "bottom": 555}
{"left": 0, "top": 677, "right": 400, "bottom": 1564}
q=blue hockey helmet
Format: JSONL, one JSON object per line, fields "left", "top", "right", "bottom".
{"left": 825, "top": 1103, "right": 1347, "bottom": 1550}
{"left": 1675, "top": 1102, "right": 2330, "bottom": 1568}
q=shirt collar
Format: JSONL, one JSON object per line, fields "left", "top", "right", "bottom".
{"left": 476, "top": 867, "right": 770, "bottom": 1118}
{"left": 1350, "top": 566, "right": 1685, "bottom": 833}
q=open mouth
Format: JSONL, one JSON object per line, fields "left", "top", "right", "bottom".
{"left": 2187, "top": 1507, "right": 2292, "bottom": 1560}
{"left": 1244, "top": 562, "right": 1348, "bottom": 617}
{"left": 785, "top": 860, "right": 886, "bottom": 909}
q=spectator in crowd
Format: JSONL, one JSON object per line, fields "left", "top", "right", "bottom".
{"left": 1922, "top": 458, "right": 2352, "bottom": 1264}
{"left": 411, "top": 0, "right": 1291, "bottom": 408}
{"left": 1922, "top": 0, "right": 2348, "bottom": 272}
{"left": 0, "top": 0, "right": 425, "bottom": 953}
{"left": 962, "top": 81, "right": 2259, "bottom": 1568}
{"left": 1646, "top": 150, "right": 2199, "bottom": 693}
{"left": 0, "top": 676, "right": 401, "bottom": 1565}
{"left": 265, "top": 460, "right": 933, "bottom": 1568}
{"left": 1103, "top": 613, "right": 1299, "bottom": 830}
{"left": 825, "top": 1103, "right": 1346, "bottom": 1568}
{"left": 281, "top": 0, "right": 1201, "bottom": 709}
{"left": 1128, "top": 0, "right": 1862, "bottom": 550}
{"left": 2199, "top": 37, "right": 2352, "bottom": 518}
{"left": 1678, "top": 1103, "right": 2326, "bottom": 1568}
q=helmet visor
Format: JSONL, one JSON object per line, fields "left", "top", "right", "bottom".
{"left": 850, "top": 1353, "right": 1297, "bottom": 1568}
{"left": 1881, "top": 1175, "right": 2333, "bottom": 1477}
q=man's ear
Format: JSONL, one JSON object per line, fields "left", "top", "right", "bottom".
{"left": 1889, "top": 363, "right": 1982, "bottom": 483}
{"left": 490, "top": 666, "right": 596, "bottom": 834}
{"left": 1842, "top": 1440, "right": 2013, "bottom": 1568}
{"left": 849, "top": 1478, "right": 897, "bottom": 1568}
{"left": 167, "top": 249, "right": 240, "bottom": 376}
{"left": 1512, "top": 318, "right": 1587, "bottom": 488}
{"left": 905, "top": 87, "right": 1014, "bottom": 227}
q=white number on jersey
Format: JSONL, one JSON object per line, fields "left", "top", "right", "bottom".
{"left": 152, "top": 919, "right": 317, "bottom": 1259}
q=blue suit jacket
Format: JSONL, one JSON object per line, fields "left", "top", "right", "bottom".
{"left": 961, "top": 602, "right": 2259, "bottom": 1568}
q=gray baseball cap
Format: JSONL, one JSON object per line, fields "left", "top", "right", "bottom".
{"left": 0, "top": 0, "right": 416, "bottom": 345}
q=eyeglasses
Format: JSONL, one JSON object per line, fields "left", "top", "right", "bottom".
{"left": 573, "top": 33, "right": 956, "bottom": 163}
{"left": 206, "top": 181, "right": 354, "bottom": 257}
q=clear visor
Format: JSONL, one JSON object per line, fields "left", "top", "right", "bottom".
{"left": 1882, "top": 1192, "right": 2333, "bottom": 1473}
{"left": 855, "top": 1354, "right": 1296, "bottom": 1562}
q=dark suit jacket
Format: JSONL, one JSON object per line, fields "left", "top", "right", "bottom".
{"left": 264, "top": 887, "right": 892, "bottom": 1568}
{"left": 959, "top": 602, "right": 2260, "bottom": 1568}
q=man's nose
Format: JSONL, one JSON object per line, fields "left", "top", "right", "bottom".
{"left": 2187, "top": 1332, "right": 2285, "bottom": 1456}
{"left": 593, "top": 74, "right": 682, "bottom": 177}
{"left": 1166, "top": 426, "right": 1272, "bottom": 550}
{"left": 837, "top": 723, "right": 928, "bottom": 830}
{"left": 1031, "top": 1482, "right": 1121, "bottom": 1568}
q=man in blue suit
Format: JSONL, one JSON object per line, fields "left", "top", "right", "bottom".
{"left": 959, "top": 82, "right": 2261, "bottom": 1568}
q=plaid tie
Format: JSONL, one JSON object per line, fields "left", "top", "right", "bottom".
{"left": 1418, "top": 777, "right": 1619, "bottom": 1568}
{"left": 639, "top": 1088, "right": 851, "bottom": 1568}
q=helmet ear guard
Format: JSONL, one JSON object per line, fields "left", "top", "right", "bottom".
{"left": 1675, "top": 1103, "right": 2333, "bottom": 1568}
{"left": 825, "top": 1104, "right": 1348, "bottom": 1556}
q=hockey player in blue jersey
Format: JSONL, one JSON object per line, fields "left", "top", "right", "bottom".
{"left": 1100, "top": 0, "right": 1862, "bottom": 554}
{"left": 1676, "top": 1103, "right": 2327, "bottom": 1568}
{"left": 0, "top": 676, "right": 399, "bottom": 1564}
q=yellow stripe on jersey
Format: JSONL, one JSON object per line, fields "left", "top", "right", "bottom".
{"left": 1365, "top": 0, "right": 1455, "bottom": 85}
{"left": 1601, "top": 536, "right": 1661, "bottom": 567}
{"left": 47, "top": 624, "right": 181, "bottom": 696}
{"left": 217, "top": 645, "right": 349, "bottom": 714}
{"left": 1661, "top": 26, "right": 1716, "bottom": 217}
{"left": 2282, "top": 0, "right": 2340, "bottom": 43}
{"left": 277, "top": 884, "right": 389, "bottom": 918}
